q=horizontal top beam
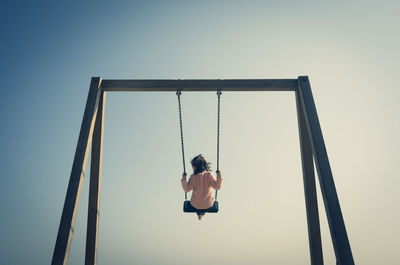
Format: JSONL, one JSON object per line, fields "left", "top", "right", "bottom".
{"left": 100, "top": 78, "right": 298, "bottom": 92}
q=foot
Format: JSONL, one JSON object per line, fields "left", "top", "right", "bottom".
{"left": 198, "top": 213, "right": 205, "bottom": 220}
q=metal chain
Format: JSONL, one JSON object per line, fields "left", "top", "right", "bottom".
{"left": 176, "top": 89, "right": 187, "bottom": 200}
{"left": 177, "top": 89, "right": 222, "bottom": 202}
{"left": 215, "top": 89, "right": 222, "bottom": 200}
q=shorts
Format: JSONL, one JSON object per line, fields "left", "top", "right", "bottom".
{"left": 186, "top": 201, "right": 207, "bottom": 215}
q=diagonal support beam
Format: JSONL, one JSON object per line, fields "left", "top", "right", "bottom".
{"left": 298, "top": 76, "right": 354, "bottom": 265}
{"left": 85, "top": 91, "right": 106, "bottom": 265}
{"left": 296, "top": 89, "right": 324, "bottom": 265}
{"left": 52, "top": 77, "right": 102, "bottom": 265}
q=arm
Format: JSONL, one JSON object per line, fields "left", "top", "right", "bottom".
{"left": 210, "top": 171, "right": 223, "bottom": 190}
{"left": 181, "top": 173, "right": 196, "bottom": 192}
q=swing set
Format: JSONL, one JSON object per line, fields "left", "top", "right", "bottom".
{"left": 177, "top": 88, "right": 222, "bottom": 213}
{"left": 51, "top": 77, "right": 355, "bottom": 265}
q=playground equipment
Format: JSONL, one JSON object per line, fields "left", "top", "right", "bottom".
{"left": 176, "top": 88, "right": 221, "bottom": 213}
{"left": 51, "top": 77, "right": 354, "bottom": 265}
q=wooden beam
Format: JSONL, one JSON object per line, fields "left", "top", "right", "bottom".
{"left": 296, "top": 89, "right": 324, "bottom": 265}
{"left": 51, "top": 76, "right": 354, "bottom": 265}
{"left": 100, "top": 79, "right": 297, "bottom": 91}
{"left": 85, "top": 91, "right": 106, "bottom": 265}
{"left": 52, "top": 77, "right": 102, "bottom": 265}
{"left": 298, "top": 76, "right": 354, "bottom": 265}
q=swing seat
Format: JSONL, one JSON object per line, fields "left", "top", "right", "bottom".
{"left": 183, "top": 200, "right": 219, "bottom": 213}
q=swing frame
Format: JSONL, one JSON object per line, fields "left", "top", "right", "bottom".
{"left": 51, "top": 77, "right": 354, "bottom": 265}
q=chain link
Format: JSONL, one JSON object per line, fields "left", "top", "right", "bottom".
{"left": 215, "top": 89, "right": 222, "bottom": 200}
{"left": 176, "top": 89, "right": 187, "bottom": 200}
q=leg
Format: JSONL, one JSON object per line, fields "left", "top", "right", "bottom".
{"left": 85, "top": 91, "right": 106, "bottom": 265}
{"left": 296, "top": 89, "right": 324, "bottom": 265}
{"left": 298, "top": 76, "right": 354, "bottom": 265}
{"left": 52, "top": 77, "right": 102, "bottom": 265}
{"left": 197, "top": 212, "right": 205, "bottom": 220}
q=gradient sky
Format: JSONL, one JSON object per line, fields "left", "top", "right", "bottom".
{"left": 1, "top": 1, "right": 399, "bottom": 265}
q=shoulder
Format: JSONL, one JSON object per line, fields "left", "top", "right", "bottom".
{"left": 206, "top": 171, "right": 215, "bottom": 178}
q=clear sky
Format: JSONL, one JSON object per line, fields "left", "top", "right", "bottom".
{"left": 0, "top": 1, "right": 399, "bottom": 265}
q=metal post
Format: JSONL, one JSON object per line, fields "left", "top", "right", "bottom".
{"left": 296, "top": 89, "right": 324, "bottom": 265}
{"left": 85, "top": 91, "right": 106, "bottom": 265}
{"left": 298, "top": 76, "right": 354, "bottom": 265}
{"left": 52, "top": 77, "right": 102, "bottom": 265}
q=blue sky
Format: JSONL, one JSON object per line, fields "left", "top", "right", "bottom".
{"left": 0, "top": 1, "right": 399, "bottom": 265}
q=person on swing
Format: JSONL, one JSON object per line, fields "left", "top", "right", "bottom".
{"left": 181, "top": 154, "right": 223, "bottom": 220}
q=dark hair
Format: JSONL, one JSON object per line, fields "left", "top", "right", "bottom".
{"left": 191, "top": 154, "right": 211, "bottom": 174}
